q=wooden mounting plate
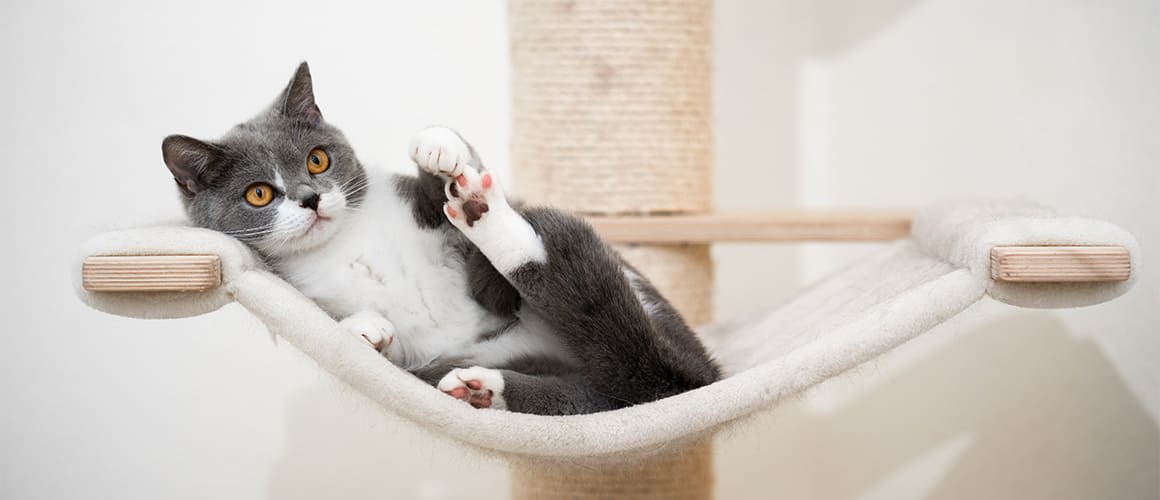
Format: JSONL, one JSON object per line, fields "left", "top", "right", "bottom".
{"left": 990, "top": 246, "right": 1131, "bottom": 283}
{"left": 82, "top": 255, "right": 222, "bottom": 292}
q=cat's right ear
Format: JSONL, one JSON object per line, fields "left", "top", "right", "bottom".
{"left": 162, "top": 135, "right": 225, "bottom": 196}
{"left": 274, "top": 62, "right": 322, "bottom": 125}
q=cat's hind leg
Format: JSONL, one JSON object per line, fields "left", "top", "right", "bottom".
{"left": 437, "top": 366, "right": 507, "bottom": 409}
{"left": 442, "top": 168, "right": 546, "bottom": 275}
{"left": 429, "top": 365, "right": 617, "bottom": 415}
{"left": 442, "top": 171, "right": 720, "bottom": 406}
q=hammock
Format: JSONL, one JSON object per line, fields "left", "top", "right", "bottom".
{"left": 73, "top": 199, "right": 1138, "bottom": 462}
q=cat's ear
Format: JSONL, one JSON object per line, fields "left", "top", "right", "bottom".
{"left": 275, "top": 61, "right": 322, "bottom": 125}
{"left": 162, "top": 135, "right": 225, "bottom": 195}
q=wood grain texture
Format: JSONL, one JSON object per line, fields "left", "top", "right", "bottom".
{"left": 82, "top": 255, "right": 221, "bottom": 292}
{"left": 990, "top": 246, "right": 1131, "bottom": 283}
{"left": 586, "top": 211, "right": 914, "bottom": 243}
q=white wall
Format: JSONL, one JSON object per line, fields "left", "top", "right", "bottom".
{"left": 713, "top": 0, "right": 1159, "bottom": 498}
{"left": 2, "top": 1, "right": 1156, "bottom": 499}
{"left": 0, "top": 2, "right": 512, "bottom": 499}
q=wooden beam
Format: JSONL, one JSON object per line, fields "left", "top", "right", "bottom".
{"left": 990, "top": 246, "right": 1131, "bottom": 283}
{"left": 82, "top": 255, "right": 222, "bottom": 292}
{"left": 586, "top": 211, "right": 914, "bottom": 243}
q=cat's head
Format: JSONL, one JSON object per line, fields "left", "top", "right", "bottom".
{"left": 162, "top": 62, "right": 368, "bottom": 258}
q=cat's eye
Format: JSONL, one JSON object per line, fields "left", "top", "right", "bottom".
{"left": 245, "top": 183, "right": 276, "bottom": 207}
{"left": 306, "top": 148, "right": 330, "bottom": 175}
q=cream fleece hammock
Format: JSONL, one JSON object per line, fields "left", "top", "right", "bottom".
{"left": 74, "top": 199, "right": 1139, "bottom": 459}
{"left": 73, "top": 2, "right": 1141, "bottom": 498}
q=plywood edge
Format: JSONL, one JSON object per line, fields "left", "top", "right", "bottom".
{"left": 990, "top": 246, "right": 1131, "bottom": 283}
{"left": 82, "top": 254, "right": 222, "bottom": 292}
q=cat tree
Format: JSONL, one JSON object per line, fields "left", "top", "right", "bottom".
{"left": 75, "top": 1, "right": 1139, "bottom": 499}
{"left": 508, "top": 1, "right": 715, "bottom": 496}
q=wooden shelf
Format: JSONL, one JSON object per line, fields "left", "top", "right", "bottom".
{"left": 585, "top": 211, "right": 914, "bottom": 243}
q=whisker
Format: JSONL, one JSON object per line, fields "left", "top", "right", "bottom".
{"left": 223, "top": 224, "right": 281, "bottom": 237}
{"left": 337, "top": 175, "right": 372, "bottom": 195}
{"left": 224, "top": 225, "right": 278, "bottom": 235}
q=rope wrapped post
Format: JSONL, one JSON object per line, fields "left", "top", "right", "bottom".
{"left": 510, "top": 0, "right": 715, "bottom": 498}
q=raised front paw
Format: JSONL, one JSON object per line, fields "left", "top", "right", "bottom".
{"left": 437, "top": 366, "right": 507, "bottom": 410}
{"left": 339, "top": 311, "right": 395, "bottom": 351}
{"left": 409, "top": 126, "right": 472, "bottom": 178}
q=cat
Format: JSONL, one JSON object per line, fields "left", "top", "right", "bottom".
{"left": 161, "top": 62, "right": 720, "bottom": 415}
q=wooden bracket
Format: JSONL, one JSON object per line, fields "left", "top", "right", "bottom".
{"left": 82, "top": 255, "right": 222, "bottom": 292}
{"left": 990, "top": 246, "right": 1131, "bottom": 283}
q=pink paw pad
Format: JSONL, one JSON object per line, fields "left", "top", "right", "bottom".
{"left": 443, "top": 380, "right": 493, "bottom": 408}
{"left": 444, "top": 169, "right": 496, "bottom": 227}
{"left": 437, "top": 367, "right": 506, "bottom": 410}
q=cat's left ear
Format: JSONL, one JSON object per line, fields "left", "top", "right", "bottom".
{"left": 162, "top": 135, "right": 226, "bottom": 195}
{"left": 275, "top": 62, "right": 322, "bottom": 125}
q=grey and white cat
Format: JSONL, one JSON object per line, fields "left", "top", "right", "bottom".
{"left": 162, "top": 63, "right": 719, "bottom": 414}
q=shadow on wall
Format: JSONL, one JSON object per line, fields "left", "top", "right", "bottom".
{"left": 712, "top": 0, "right": 928, "bottom": 318}
{"left": 716, "top": 312, "right": 1159, "bottom": 499}
{"left": 265, "top": 375, "right": 508, "bottom": 500}
{"left": 714, "top": 0, "right": 930, "bottom": 211}
{"left": 806, "top": 0, "right": 926, "bottom": 56}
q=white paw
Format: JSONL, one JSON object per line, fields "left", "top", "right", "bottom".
{"left": 442, "top": 167, "right": 503, "bottom": 229}
{"left": 437, "top": 366, "right": 507, "bottom": 410}
{"left": 339, "top": 311, "right": 395, "bottom": 351}
{"left": 409, "top": 126, "right": 471, "bottom": 178}
{"left": 443, "top": 168, "right": 546, "bottom": 275}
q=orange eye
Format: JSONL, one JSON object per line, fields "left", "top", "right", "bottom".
{"left": 307, "top": 148, "right": 330, "bottom": 174}
{"left": 245, "top": 183, "right": 275, "bottom": 207}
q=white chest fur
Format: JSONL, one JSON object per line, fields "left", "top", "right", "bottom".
{"left": 274, "top": 178, "right": 506, "bottom": 369}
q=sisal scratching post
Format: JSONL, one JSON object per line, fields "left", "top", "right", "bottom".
{"left": 510, "top": 443, "right": 714, "bottom": 500}
{"left": 509, "top": 0, "right": 715, "bottom": 498}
